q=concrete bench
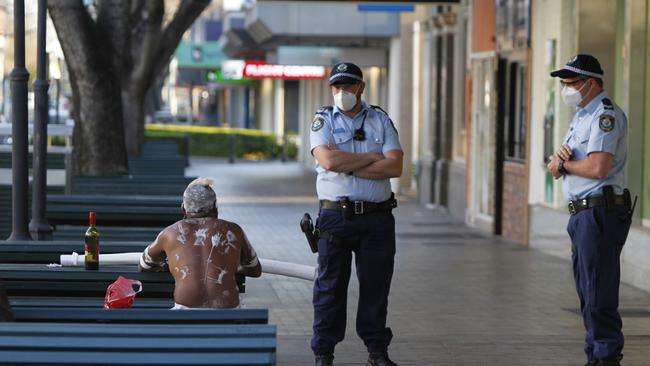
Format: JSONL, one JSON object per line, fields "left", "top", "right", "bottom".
{"left": 0, "top": 322, "right": 276, "bottom": 365}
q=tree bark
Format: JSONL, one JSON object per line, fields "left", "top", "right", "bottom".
{"left": 122, "top": 89, "right": 146, "bottom": 155}
{"left": 123, "top": 0, "right": 210, "bottom": 155}
{"left": 48, "top": 0, "right": 128, "bottom": 175}
{"left": 49, "top": 0, "right": 210, "bottom": 167}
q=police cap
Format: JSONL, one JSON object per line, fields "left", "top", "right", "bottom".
{"left": 550, "top": 54, "right": 604, "bottom": 79}
{"left": 329, "top": 62, "right": 363, "bottom": 86}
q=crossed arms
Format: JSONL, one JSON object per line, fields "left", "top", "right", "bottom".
{"left": 312, "top": 144, "right": 403, "bottom": 179}
{"left": 547, "top": 143, "right": 613, "bottom": 180}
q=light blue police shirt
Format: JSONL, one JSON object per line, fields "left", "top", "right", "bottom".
{"left": 561, "top": 91, "right": 628, "bottom": 201}
{"left": 310, "top": 102, "right": 402, "bottom": 202}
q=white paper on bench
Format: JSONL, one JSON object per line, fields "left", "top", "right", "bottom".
{"left": 59, "top": 252, "right": 316, "bottom": 281}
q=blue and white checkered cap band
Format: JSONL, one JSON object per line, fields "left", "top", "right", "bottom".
{"left": 329, "top": 72, "right": 363, "bottom": 83}
{"left": 563, "top": 65, "right": 603, "bottom": 78}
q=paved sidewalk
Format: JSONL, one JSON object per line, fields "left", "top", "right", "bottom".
{"left": 188, "top": 158, "right": 650, "bottom": 366}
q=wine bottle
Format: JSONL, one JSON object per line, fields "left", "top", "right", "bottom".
{"left": 84, "top": 211, "right": 100, "bottom": 270}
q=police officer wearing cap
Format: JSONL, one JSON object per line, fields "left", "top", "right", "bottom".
{"left": 309, "top": 62, "right": 403, "bottom": 366}
{"left": 548, "top": 54, "right": 635, "bottom": 366}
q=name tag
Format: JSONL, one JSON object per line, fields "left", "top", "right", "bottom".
{"left": 333, "top": 128, "right": 346, "bottom": 134}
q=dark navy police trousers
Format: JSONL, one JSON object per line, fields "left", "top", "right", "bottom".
{"left": 311, "top": 208, "right": 395, "bottom": 355}
{"left": 567, "top": 205, "right": 631, "bottom": 361}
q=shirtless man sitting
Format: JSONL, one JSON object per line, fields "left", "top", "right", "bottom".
{"left": 138, "top": 178, "right": 261, "bottom": 309}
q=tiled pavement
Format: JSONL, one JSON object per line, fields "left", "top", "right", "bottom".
{"left": 188, "top": 158, "right": 650, "bottom": 366}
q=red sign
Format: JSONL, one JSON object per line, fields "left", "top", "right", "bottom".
{"left": 243, "top": 62, "right": 326, "bottom": 80}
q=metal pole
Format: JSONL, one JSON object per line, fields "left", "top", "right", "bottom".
{"left": 8, "top": 0, "right": 31, "bottom": 240}
{"left": 29, "top": 0, "right": 53, "bottom": 240}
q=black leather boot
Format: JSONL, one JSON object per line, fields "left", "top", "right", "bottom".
{"left": 597, "top": 354, "right": 623, "bottom": 366}
{"left": 367, "top": 352, "right": 398, "bottom": 366}
{"left": 315, "top": 354, "right": 334, "bottom": 366}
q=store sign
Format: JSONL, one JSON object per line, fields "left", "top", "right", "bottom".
{"left": 222, "top": 60, "right": 246, "bottom": 80}
{"left": 221, "top": 61, "right": 326, "bottom": 80}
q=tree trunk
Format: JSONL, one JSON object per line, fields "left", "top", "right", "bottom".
{"left": 49, "top": 0, "right": 128, "bottom": 176}
{"left": 49, "top": 0, "right": 210, "bottom": 166}
{"left": 72, "top": 72, "right": 128, "bottom": 175}
{"left": 122, "top": 89, "right": 145, "bottom": 156}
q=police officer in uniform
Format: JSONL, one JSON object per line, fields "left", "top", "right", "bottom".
{"left": 309, "top": 62, "right": 403, "bottom": 366}
{"left": 548, "top": 54, "right": 635, "bottom": 366}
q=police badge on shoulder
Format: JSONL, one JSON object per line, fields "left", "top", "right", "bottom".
{"left": 599, "top": 114, "right": 615, "bottom": 132}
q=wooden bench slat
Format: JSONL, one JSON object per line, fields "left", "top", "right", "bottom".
{"left": 12, "top": 308, "right": 269, "bottom": 324}
{"left": 10, "top": 297, "right": 173, "bottom": 308}
{"left": 0, "top": 351, "right": 275, "bottom": 365}
{"left": 0, "top": 249, "right": 246, "bottom": 294}
{"left": 0, "top": 335, "right": 276, "bottom": 350}
{"left": 47, "top": 194, "right": 181, "bottom": 206}
{"left": 0, "top": 323, "right": 275, "bottom": 336}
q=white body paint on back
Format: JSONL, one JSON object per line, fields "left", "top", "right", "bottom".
{"left": 175, "top": 265, "right": 190, "bottom": 279}
{"left": 206, "top": 265, "right": 228, "bottom": 285}
{"left": 221, "top": 230, "right": 237, "bottom": 255}
{"left": 176, "top": 224, "right": 188, "bottom": 244}
{"left": 193, "top": 228, "right": 208, "bottom": 246}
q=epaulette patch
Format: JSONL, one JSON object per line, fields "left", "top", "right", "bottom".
{"left": 599, "top": 114, "right": 615, "bottom": 132}
{"left": 370, "top": 105, "right": 398, "bottom": 134}
{"left": 602, "top": 98, "right": 614, "bottom": 110}
{"left": 316, "top": 106, "right": 333, "bottom": 115}
{"left": 369, "top": 105, "right": 389, "bottom": 116}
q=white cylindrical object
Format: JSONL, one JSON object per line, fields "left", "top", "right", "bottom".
{"left": 59, "top": 253, "right": 316, "bottom": 281}
{"left": 60, "top": 252, "right": 140, "bottom": 266}
{"left": 259, "top": 258, "right": 316, "bottom": 281}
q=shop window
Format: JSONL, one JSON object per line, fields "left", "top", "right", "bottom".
{"left": 504, "top": 63, "right": 526, "bottom": 161}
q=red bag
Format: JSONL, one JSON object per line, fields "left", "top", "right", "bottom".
{"left": 104, "top": 276, "right": 142, "bottom": 309}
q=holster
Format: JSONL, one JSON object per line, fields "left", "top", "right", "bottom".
{"left": 300, "top": 213, "right": 319, "bottom": 253}
{"left": 603, "top": 185, "right": 615, "bottom": 210}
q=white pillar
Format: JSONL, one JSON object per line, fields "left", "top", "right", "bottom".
{"left": 411, "top": 21, "right": 423, "bottom": 192}
{"left": 388, "top": 36, "right": 402, "bottom": 194}
{"left": 273, "top": 79, "right": 285, "bottom": 138}
{"left": 259, "top": 79, "right": 274, "bottom": 132}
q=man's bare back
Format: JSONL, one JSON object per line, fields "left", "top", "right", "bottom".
{"left": 139, "top": 217, "right": 261, "bottom": 308}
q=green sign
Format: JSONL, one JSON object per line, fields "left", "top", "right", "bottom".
{"left": 176, "top": 42, "right": 225, "bottom": 69}
{"left": 205, "top": 69, "right": 253, "bottom": 85}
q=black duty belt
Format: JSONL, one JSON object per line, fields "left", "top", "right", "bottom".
{"left": 568, "top": 195, "right": 627, "bottom": 215}
{"left": 320, "top": 196, "right": 397, "bottom": 215}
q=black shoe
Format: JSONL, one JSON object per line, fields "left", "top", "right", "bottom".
{"left": 597, "top": 354, "right": 623, "bottom": 366}
{"left": 585, "top": 361, "right": 597, "bottom": 366}
{"left": 367, "top": 352, "right": 398, "bottom": 366}
{"left": 315, "top": 353, "right": 334, "bottom": 366}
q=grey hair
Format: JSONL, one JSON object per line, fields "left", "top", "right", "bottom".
{"left": 182, "top": 178, "right": 217, "bottom": 214}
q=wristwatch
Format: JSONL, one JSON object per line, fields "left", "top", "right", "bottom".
{"left": 558, "top": 160, "right": 568, "bottom": 175}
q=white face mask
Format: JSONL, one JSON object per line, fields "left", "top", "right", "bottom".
{"left": 333, "top": 88, "right": 359, "bottom": 111}
{"left": 561, "top": 80, "right": 589, "bottom": 108}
